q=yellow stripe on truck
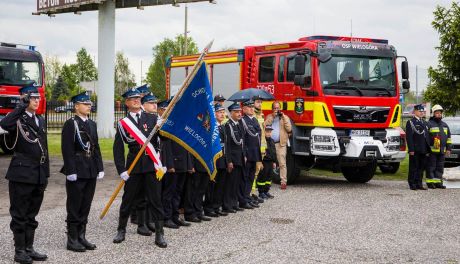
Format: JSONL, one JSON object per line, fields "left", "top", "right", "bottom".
{"left": 171, "top": 57, "right": 238, "bottom": 67}
{"left": 261, "top": 101, "right": 333, "bottom": 127}
{"left": 389, "top": 104, "right": 401, "bottom": 128}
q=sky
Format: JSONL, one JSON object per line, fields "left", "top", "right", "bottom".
{"left": 0, "top": 0, "right": 454, "bottom": 93}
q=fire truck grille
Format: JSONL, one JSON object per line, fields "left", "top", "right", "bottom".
{"left": 333, "top": 106, "right": 390, "bottom": 123}
{"left": 0, "top": 96, "right": 20, "bottom": 109}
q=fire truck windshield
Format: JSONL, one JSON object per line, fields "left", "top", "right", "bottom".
{"left": 0, "top": 60, "right": 42, "bottom": 86}
{"left": 319, "top": 56, "right": 396, "bottom": 97}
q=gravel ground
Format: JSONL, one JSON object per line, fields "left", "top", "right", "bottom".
{"left": 0, "top": 155, "right": 459, "bottom": 264}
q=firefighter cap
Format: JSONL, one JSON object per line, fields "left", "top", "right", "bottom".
{"left": 265, "top": 124, "right": 274, "bottom": 131}
{"left": 228, "top": 102, "right": 241, "bottom": 111}
{"left": 71, "top": 91, "right": 92, "bottom": 104}
{"left": 136, "top": 84, "right": 150, "bottom": 95}
{"left": 214, "top": 94, "right": 226, "bottom": 102}
{"left": 413, "top": 104, "right": 425, "bottom": 111}
{"left": 122, "top": 87, "right": 141, "bottom": 99}
{"left": 141, "top": 92, "right": 158, "bottom": 104}
{"left": 432, "top": 104, "right": 443, "bottom": 113}
{"left": 242, "top": 99, "right": 255, "bottom": 107}
{"left": 19, "top": 85, "right": 40, "bottom": 97}
{"left": 214, "top": 104, "right": 225, "bottom": 112}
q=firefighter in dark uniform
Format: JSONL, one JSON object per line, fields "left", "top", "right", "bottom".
{"left": 142, "top": 92, "right": 161, "bottom": 232}
{"left": 0, "top": 86, "right": 48, "bottom": 264}
{"left": 257, "top": 125, "right": 277, "bottom": 199}
{"left": 155, "top": 99, "right": 182, "bottom": 229}
{"left": 223, "top": 102, "right": 246, "bottom": 213}
{"left": 184, "top": 157, "right": 212, "bottom": 222}
{"left": 406, "top": 104, "right": 431, "bottom": 190}
{"left": 203, "top": 104, "right": 229, "bottom": 217}
{"left": 240, "top": 99, "right": 261, "bottom": 209}
{"left": 426, "top": 104, "right": 452, "bottom": 189}
{"left": 112, "top": 88, "right": 167, "bottom": 248}
{"left": 61, "top": 91, "right": 104, "bottom": 252}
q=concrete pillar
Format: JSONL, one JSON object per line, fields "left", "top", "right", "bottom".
{"left": 97, "top": 0, "right": 116, "bottom": 138}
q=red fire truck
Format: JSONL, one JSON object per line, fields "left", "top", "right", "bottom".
{"left": 0, "top": 43, "right": 46, "bottom": 153}
{"left": 166, "top": 36, "right": 410, "bottom": 183}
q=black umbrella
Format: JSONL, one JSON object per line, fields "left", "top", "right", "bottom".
{"left": 227, "top": 88, "right": 274, "bottom": 102}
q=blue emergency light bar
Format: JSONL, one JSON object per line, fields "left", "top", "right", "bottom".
{"left": 1, "top": 42, "right": 37, "bottom": 51}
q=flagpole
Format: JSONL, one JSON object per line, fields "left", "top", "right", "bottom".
{"left": 99, "top": 40, "right": 213, "bottom": 220}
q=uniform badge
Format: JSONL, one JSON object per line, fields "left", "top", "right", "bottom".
{"left": 143, "top": 124, "right": 148, "bottom": 132}
{"left": 25, "top": 131, "right": 29, "bottom": 137}
{"left": 295, "top": 98, "right": 304, "bottom": 115}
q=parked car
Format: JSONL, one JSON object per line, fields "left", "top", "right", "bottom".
{"left": 378, "top": 127, "right": 407, "bottom": 174}
{"left": 443, "top": 117, "right": 460, "bottom": 167}
{"left": 54, "top": 102, "right": 74, "bottom": 113}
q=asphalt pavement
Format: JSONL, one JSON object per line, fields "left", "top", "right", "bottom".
{"left": 0, "top": 156, "right": 459, "bottom": 263}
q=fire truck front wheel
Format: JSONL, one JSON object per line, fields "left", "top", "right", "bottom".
{"left": 0, "top": 134, "right": 14, "bottom": 154}
{"left": 341, "top": 161, "right": 377, "bottom": 183}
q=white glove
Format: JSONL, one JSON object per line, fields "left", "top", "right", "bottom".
{"left": 120, "top": 171, "right": 129, "bottom": 181}
{"left": 97, "top": 171, "right": 105, "bottom": 180}
{"left": 66, "top": 174, "right": 77, "bottom": 181}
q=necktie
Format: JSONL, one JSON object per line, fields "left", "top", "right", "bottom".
{"left": 136, "top": 113, "right": 141, "bottom": 128}
{"left": 32, "top": 114, "right": 38, "bottom": 127}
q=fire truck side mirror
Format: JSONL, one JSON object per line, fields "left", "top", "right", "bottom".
{"left": 294, "top": 55, "right": 306, "bottom": 75}
{"left": 402, "top": 80, "right": 410, "bottom": 90}
{"left": 401, "top": 61, "right": 409, "bottom": 80}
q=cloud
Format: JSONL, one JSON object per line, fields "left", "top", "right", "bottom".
{"left": 0, "top": 0, "right": 452, "bottom": 87}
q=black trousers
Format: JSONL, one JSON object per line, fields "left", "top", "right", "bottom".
{"left": 242, "top": 161, "right": 257, "bottom": 204}
{"left": 119, "top": 172, "right": 163, "bottom": 226}
{"left": 427, "top": 153, "right": 445, "bottom": 184}
{"left": 257, "top": 161, "right": 274, "bottom": 193}
{"left": 172, "top": 172, "right": 189, "bottom": 220}
{"left": 184, "top": 172, "right": 209, "bottom": 218}
{"left": 223, "top": 165, "right": 242, "bottom": 210}
{"left": 161, "top": 172, "right": 177, "bottom": 220}
{"left": 408, "top": 153, "right": 428, "bottom": 188}
{"left": 9, "top": 181, "right": 46, "bottom": 234}
{"left": 204, "top": 169, "right": 226, "bottom": 213}
{"left": 66, "top": 178, "right": 97, "bottom": 226}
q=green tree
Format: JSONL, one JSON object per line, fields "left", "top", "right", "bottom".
{"left": 145, "top": 35, "right": 198, "bottom": 99}
{"left": 424, "top": 2, "right": 460, "bottom": 115}
{"left": 60, "top": 64, "right": 79, "bottom": 95}
{"left": 75, "top": 48, "right": 98, "bottom": 82}
{"left": 115, "top": 51, "right": 136, "bottom": 100}
{"left": 52, "top": 75, "right": 69, "bottom": 101}
{"left": 44, "top": 55, "right": 62, "bottom": 100}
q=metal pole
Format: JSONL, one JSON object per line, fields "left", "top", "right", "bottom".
{"left": 184, "top": 4, "right": 188, "bottom": 56}
{"left": 97, "top": 0, "right": 116, "bottom": 138}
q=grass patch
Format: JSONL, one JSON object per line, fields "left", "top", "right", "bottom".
{"left": 47, "top": 134, "right": 114, "bottom": 160}
{"left": 309, "top": 157, "right": 409, "bottom": 181}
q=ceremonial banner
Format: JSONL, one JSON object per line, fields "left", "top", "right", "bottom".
{"left": 160, "top": 63, "right": 222, "bottom": 179}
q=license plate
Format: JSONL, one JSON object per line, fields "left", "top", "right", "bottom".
{"left": 366, "top": 150, "right": 377, "bottom": 157}
{"left": 350, "top": 130, "right": 370, "bottom": 137}
{"left": 449, "top": 154, "right": 458, "bottom": 158}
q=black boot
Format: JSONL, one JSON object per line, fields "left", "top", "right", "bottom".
{"left": 78, "top": 225, "right": 96, "bottom": 250}
{"left": 113, "top": 217, "right": 128, "bottom": 243}
{"left": 25, "top": 229, "right": 47, "bottom": 261}
{"left": 14, "top": 233, "right": 33, "bottom": 264}
{"left": 137, "top": 210, "right": 152, "bottom": 236}
{"left": 154, "top": 221, "right": 167, "bottom": 248}
{"left": 436, "top": 183, "right": 447, "bottom": 189}
{"left": 146, "top": 222, "right": 156, "bottom": 232}
{"left": 427, "top": 183, "right": 436, "bottom": 189}
{"left": 67, "top": 224, "right": 86, "bottom": 252}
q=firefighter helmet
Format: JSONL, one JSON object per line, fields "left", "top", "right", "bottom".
{"left": 432, "top": 104, "right": 444, "bottom": 114}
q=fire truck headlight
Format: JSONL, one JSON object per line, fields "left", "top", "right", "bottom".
{"left": 313, "top": 135, "right": 334, "bottom": 143}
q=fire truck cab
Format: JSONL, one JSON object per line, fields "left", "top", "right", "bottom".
{"left": 0, "top": 43, "right": 46, "bottom": 153}
{"left": 167, "top": 35, "right": 410, "bottom": 183}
